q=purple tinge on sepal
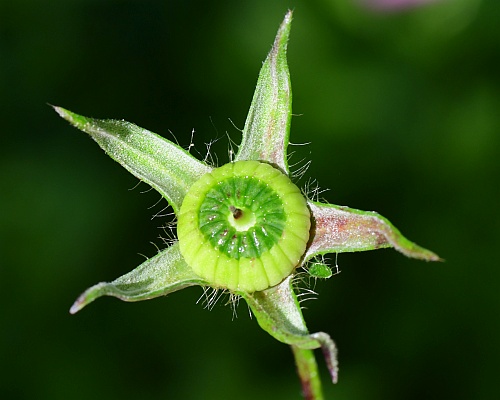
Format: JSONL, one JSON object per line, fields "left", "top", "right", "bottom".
{"left": 310, "top": 332, "right": 339, "bottom": 384}
{"left": 306, "top": 201, "right": 440, "bottom": 262}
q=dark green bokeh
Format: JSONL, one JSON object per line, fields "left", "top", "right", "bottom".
{"left": 1, "top": 0, "right": 499, "bottom": 399}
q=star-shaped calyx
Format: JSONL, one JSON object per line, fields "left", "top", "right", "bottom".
{"left": 55, "top": 10, "right": 439, "bottom": 400}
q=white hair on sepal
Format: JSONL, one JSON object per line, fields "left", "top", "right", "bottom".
{"left": 333, "top": 253, "right": 341, "bottom": 276}
{"left": 196, "top": 286, "right": 231, "bottom": 311}
{"left": 180, "top": 127, "right": 218, "bottom": 167}
{"left": 125, "top": 175, "right": 168, "bottom": 215}
{"left": 148, "top": 241, "right": 162, "bottom": 254}
{"left": 226, "top": 117, "right": 243, "bottom": 163}
{"left": 158, "top": 216, "right": 177, "bottom": 247}
{"left": 289, "top": 156, "right": 311, "bottom": 182}
{"left": 149, "top": 192, "right": 177, "bottom": 246}
{"left": 165, "top": 128, "right": 182, "bottom": 148}
{"left": 197, "top": 286, "right": 218, "bottom": 310}
{"left": 151, "top": 204, "right": 175, "bottom": 220}
{"left": 137, "top": 252, "right": 150, "bottom": 261}
{"left": 291, "top": 271, "right": 319, "bottom": 309}
{"left": 187, "top": 128, "right": 196, "bottom": 153}
{"left": 297, "top": 288, "right": 319, "bottom": 310}
{"left": 202, "top": 137, "right": 221, "bottom": 167}
{"left": 287, "top": 139, "right": 311, "bottom": 181}
{"left": 225, "top": 132, "right": 239, "bottom": 163}
{"left": 292, "top": 268, "right": 310, "bottom": 288}
{"left": 128, "top": 179, "right": 143, "bottom": 192}
{"left": 183, "top": 128, "right": 202, "bottom": 156}
{"left": 127, "top": 179, "right": 158, "bottom": 199}
{"left": 146, "top": 193, "right": 167, "bottom": 213}
{"left": 296, "top": 264, "right": 317, "bottom": 291}
{"left": 227, "top": 293, "right": 242, "bottom": 320}
{"left": 125, "top": 178, "right": 177, "bottom": 250}
{"left": 295, "top": 160, "right": 312, "bottom": 182}
{"left": 303, "top": 177, "right": 330, "bottom": 203}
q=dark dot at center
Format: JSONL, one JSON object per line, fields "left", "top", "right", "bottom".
{"left": 229, "top": 205, "right": 243, "bottom": 219}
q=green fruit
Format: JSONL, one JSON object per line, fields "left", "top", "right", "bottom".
{"left": 178, "top": 160, "right": 310, "bottom": 292}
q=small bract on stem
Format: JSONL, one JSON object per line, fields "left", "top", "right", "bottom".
{"left": 56, "top": 10, "right": 439, "bottom": 400}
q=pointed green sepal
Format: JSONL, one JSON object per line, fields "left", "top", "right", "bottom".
{"left": 235, "top": 10, "right": 293, "bottom": 174}
{"left": 240, "top": 277, "right": 339, "bottom": 383}
{"left": 70, "top": 243, "right": 208, "bottom": 314}
{"left": 306, "top": 201, "right": 441, "bottom": 262}
{"left": 54, "top": 106, "right": 212, "bottom": 214}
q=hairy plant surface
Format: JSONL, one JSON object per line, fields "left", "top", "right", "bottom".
{"left": 56, "top": 10, "right": 439, "bottom": 400}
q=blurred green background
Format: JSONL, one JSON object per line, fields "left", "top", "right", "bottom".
{"left": 1, "top": 0, "right": 499, "bottom": 399}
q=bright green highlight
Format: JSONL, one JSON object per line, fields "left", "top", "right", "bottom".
{"left": 199, "top": 175, "right": 286, "bottom": 259}
{"left": 177, "top": 160, "right": 310, "bottom": 293}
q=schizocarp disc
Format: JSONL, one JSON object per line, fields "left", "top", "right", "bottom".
{"left": 177, "top": 160, "right": 311, "bottom": 292}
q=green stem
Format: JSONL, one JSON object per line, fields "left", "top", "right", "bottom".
{"left": 291, "top": 345, "right": 324, "bottom": 400}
